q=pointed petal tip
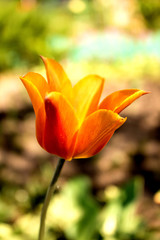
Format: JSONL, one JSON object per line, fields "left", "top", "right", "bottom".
{"left": 114, "top": 113, "right": 127, "bottom": 126}
{"left": 20, "top": 75, "right": 29, "bottom": 82}
{"left": 143, "top": 90, "right": 151, "bottom": 95}
{"left": 40, "top": 55, "right": 56, "bottom": 63}
{"left": 19, "top": 75, "right": 27, "bottom": 80}
{"left": 121, "top": 116, "right": 127, "bottom": 124}
{"left": 40, "top": 55, "right": 51, "bottom": 64}
{"left": 91, "top": 74, "right": 105, "bottom": 85}
{"left": 19, "top": 76, "right": 26, "bottom": 86}
{"left": 99, "top": 88, "right": 150, "bottom": 114}
{"left": 40, "top": 55, "right": 48, "bottom": 65}
{"left": 40, "top": 55, "right": 46, "bottom": 61}
{"left": 19, "top": 75, "right": 27, "bottom": 83}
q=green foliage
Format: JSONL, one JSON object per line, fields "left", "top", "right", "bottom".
{"left": 50, "top": 177, "right": 148, "bottom": 240}
{"left": 0, "top": 1, "right": 92, "bottom": 71}
{"left": 138, "top": 0, "right": 160, "bottom": 29}
{"left": 0, "top": 2, "right": 49, "bottom": 70}
{"left": 1, "top": 0, "right": 160, "bottom": 74}
{"left": 0, "top": 174, "right": 153, "bottom": 240}
{"left": 56, "top": 177, "right": 100, "bottom": 240}
{"left": 101, "top": 178, "right": 146, "bottom": 240}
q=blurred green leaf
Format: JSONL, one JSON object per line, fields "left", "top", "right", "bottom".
{"left": 101, "top": 178, "right": 148, "bottom": 240}
{"left": 48, "top": 176, "right": 100, "bottom": 240}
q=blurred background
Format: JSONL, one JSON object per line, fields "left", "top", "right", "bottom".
{"left": 0, "top": 0, "right": 160, "bottom": 239}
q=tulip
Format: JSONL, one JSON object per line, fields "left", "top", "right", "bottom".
{"left": 20, "top": 57, "right": 149, "bottom": 240}
{"left": 20, "top": 57, "right": 149, "bottom": 161}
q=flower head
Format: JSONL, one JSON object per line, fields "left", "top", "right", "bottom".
{"left": 20, "top": 57, "right": 149, "bottom": 160}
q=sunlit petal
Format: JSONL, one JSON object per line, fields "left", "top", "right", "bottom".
{"left": 73, "top": 75, "right": 104, "bottom": 123}
{"left": 41, "top": 56, "right": 73, "bottom": 102}
{"left": 99, "top": 89, "right": 149, "bottom": 113}
{"left": 20, "top": 73, "right": 47, "bottom": 114}
{"left": 73, "top": 110, "right": 126, "bottom": 159}
{"left": 44, "top": 92, "right": 79, "bottom": 160}
{"left": 20, "top": 72, "right": 48, "bottom": 97}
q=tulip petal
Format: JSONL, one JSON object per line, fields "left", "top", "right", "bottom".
{"left": 73, "top": 75, "right": 104, "bottom": 123}
{"left": 99, "top": 89, "right": 149, "bottom": 114}
{"left": 20, "top": 72, "right": 48, "bottom": 114}
{"left": 41, "top": 56, "right": 73, "bottom": 102}
{"left": 36, "top": 104, "right": 46, "bottom": 148}
{"left": 44, "top": 92, "right": 79, "bottom": 160}
{"left": 73, "top": 110, "right": 126, "bottom": 159}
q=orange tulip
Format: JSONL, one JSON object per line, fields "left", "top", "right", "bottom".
{"left": 20, "top": 57, "right": 149, "bottom": 160}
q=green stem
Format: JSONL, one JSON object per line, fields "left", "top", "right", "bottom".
{"left": 38, "top": 158, "right": 65, "bottom": 240}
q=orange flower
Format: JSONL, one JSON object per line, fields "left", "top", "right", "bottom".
{"left": 20, "top": 57, "right": 149, "bottom": 160}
